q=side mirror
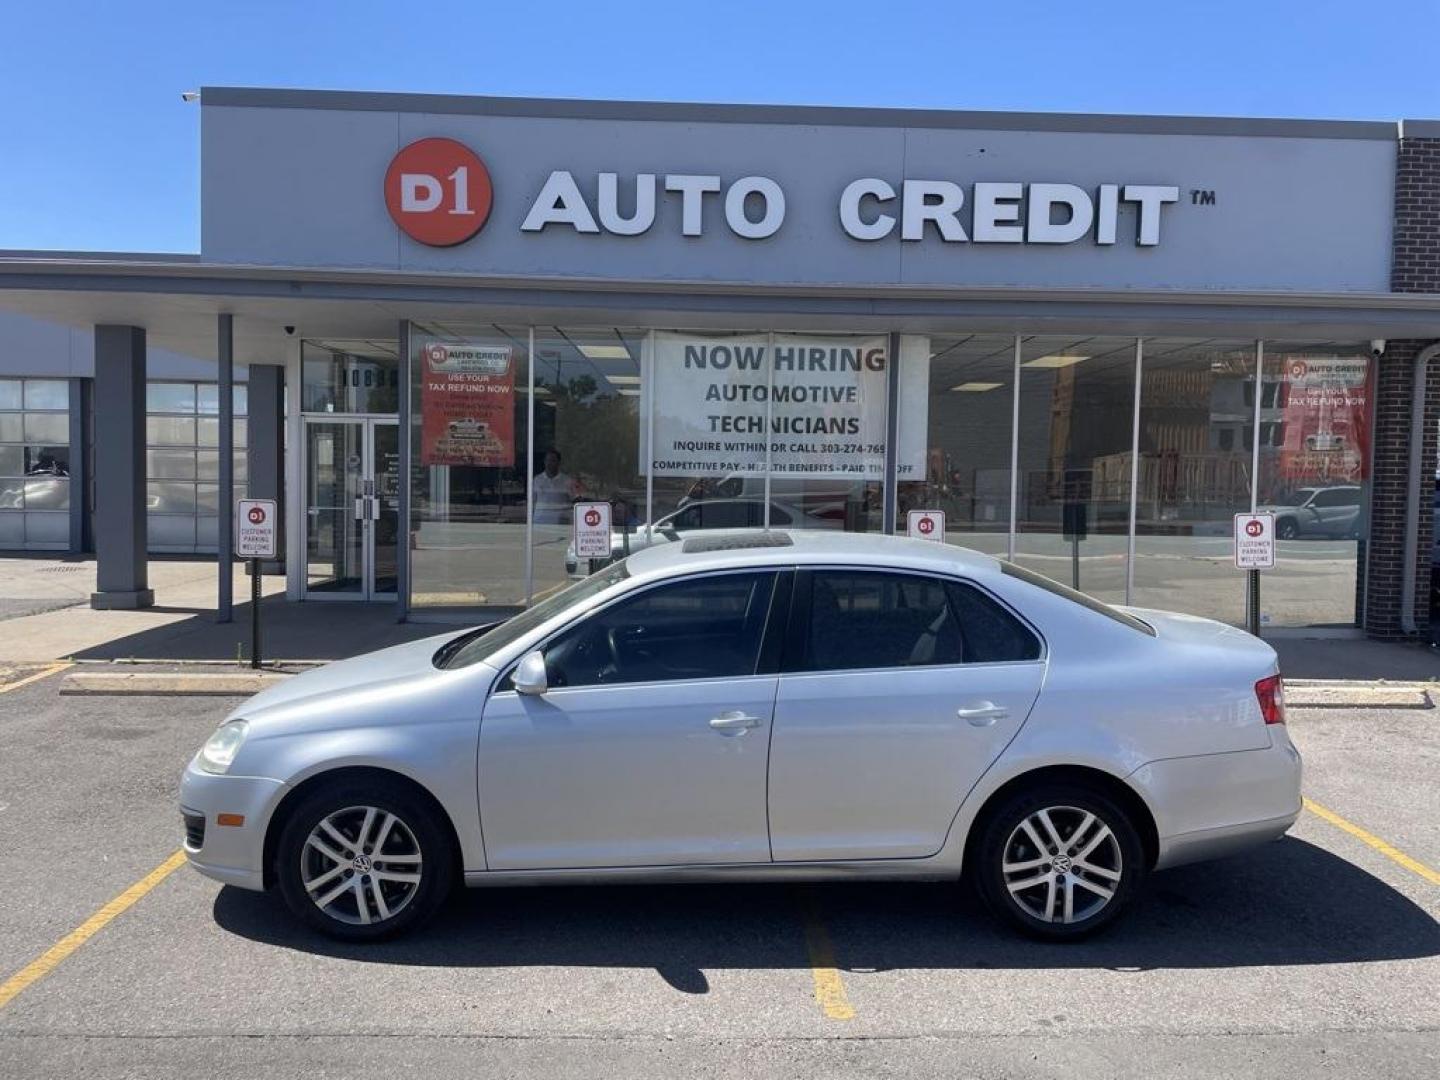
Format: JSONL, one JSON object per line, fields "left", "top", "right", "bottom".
{"left": 513, "top": 650, "right": 548, "bottom": 696}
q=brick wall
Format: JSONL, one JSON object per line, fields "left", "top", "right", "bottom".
{"left": 1366, "top": 135, "right": 1440, "bottom": 638}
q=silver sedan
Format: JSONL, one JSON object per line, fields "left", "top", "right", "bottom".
{"left": 181, "top": 530, "right": 1301, "bottom": 941}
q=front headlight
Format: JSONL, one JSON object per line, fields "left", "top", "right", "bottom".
{"left": 197, "top": 720, "right": 249, "bottom": 774}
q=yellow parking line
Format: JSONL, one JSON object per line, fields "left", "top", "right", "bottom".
{"left": 0, "top": 849, "right": 187, "bottom": 1011}
{"left": 797, "top": 890, "right": 855, "bottom": 1021}
{"left": 1304, "top": 797, "right": 1440, "bottom": 887}
{"left": 0, "top": 661, "right": 72, "bottom": 694}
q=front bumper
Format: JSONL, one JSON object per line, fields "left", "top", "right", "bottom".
{"left": 1130, "top": 729, "right": 1303, "bottom": 870}
{"left": 179, "top": 758, "right": 285, "bottom": 892}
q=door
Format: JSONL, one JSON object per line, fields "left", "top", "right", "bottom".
{"left": 478, "top": 570, "right": 782, "bottom": 870}
{"left": 768, "top": 569, "right": 1045, "bottom": 862}
{"left": 303, "top": 418, "right": 398, "bottom": 600}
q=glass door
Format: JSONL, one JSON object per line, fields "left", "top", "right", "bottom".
{"left": 304, "top": 417, "right": 398, "bottom": 600}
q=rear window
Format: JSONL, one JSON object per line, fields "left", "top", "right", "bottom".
{"left": 1000, "top": 562, "right": 1156, "bottom": 636}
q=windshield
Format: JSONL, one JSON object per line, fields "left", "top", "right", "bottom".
{"left": 437, "top": 560, "right": 631, "bottom": 669}
{"left": 1000, "top": 561, "right": 1156, "bottom": 636}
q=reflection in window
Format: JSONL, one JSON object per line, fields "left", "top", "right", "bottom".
{"left": 0, "top": 378, "right": 70, "bottom": 547}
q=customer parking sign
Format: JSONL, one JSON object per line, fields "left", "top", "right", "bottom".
{"left": 1233, "top": 512, "right": 1276, "bottom": 570}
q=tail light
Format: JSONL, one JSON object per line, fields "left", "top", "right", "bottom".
{"left": 1255, "top": 674, "right": 1286, "bottom": 725}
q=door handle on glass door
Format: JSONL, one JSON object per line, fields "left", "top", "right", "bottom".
{"left": 957, "top": 702, "right": 1009, "bottom": 726}
{"left": 709, "top": 711, "right": 762, "bottom": 734}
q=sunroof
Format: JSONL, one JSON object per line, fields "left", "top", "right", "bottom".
{"left": 681, "top": 531, "right": 795, "bottom": 554}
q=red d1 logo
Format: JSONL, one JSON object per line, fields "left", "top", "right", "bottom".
{"left": 584, "top": 508, "right": 601, "bottom": 528}
{"left": 247, "top": 505, "right": 266, "bottom": 525}
{"left": 384, "top": 138, "right": 493, "bottom": 247}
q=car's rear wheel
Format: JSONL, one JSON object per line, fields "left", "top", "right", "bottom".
{"left": 975, "top": 783, "right": 1145, "bottom": 941}
{"left": 1276, "top": 518, "right": 1300, "bottom": 540}
{"left": 275, "top": 777, "right": 454, "bottom": 941}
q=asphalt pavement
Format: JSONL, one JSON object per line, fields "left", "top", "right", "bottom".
{"left": 0, "top": 664, "right": 1436, "bottom": 1079}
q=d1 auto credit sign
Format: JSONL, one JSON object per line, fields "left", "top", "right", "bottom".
{"left": 642, "top": 332, "right": 928, "bottom": 480}
{"left": 573, "top": 501, "right": 613, "bottom": 559}
{"left": 907, "top": 509, "right": 945, "bottom": 542}
{"left": 420, "top": 342, "right": 516, "bottom": 468}
{"left": 236, "top": 499, "right": 277, "bottom": 559}
{"left": 384, "top": 138, "right": 494, "bottom": 247}
{"left": 1233, "top": 512, "right": 1276, "bottom": 570}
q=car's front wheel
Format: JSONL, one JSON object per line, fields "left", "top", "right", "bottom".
{"left": 975, "top": 783, "right": 1145, "bottom": 940}
{"left": 275, "top": 777, "right": 454, "bottom": 941}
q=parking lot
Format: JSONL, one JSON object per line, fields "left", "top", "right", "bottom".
{"left": 0, "top": 662, "right": 1436, "bottom": 1079}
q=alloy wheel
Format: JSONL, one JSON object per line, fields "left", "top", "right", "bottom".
{"left": 300, "top": 805, "right": 423, "bottom": 926}
{"left": 1001, "top": 805, "right": 1123, "bottom": 925}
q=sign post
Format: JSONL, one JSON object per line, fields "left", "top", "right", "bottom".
{"left": 906, "top": 509, "right": 945, "bottom": 542}
{"left": 1062, "top": 501, "right": 1088, "bottom": 590}
{"left": 1233, "top": 512, "right": 1275, "bottom": 637}
{"left": 573, "top": 501, "right": 613, "bottom": 573}
{"left": 236, "top": 499, "right": 278, "bottom": 669}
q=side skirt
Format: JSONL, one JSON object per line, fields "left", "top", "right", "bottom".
{"left": 463, "top": 859, "right": 958, "bottom": 888}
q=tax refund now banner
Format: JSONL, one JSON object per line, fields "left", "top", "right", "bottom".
{"left": 420, "top": 342, "right": 516, "bottom": 468}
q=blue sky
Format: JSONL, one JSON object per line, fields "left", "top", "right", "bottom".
{"left": 2, "top": 0, "right": 1437, "bottom": 253}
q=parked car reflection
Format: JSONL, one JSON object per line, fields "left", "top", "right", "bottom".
{"left": 1259, "top": 485, "right": 1362, "bottom": 540}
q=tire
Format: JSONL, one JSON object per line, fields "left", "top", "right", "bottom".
{"left": 275, "top": 776, "right": 455, "bottom": 941}
{"left": 974, "top": 783, "right": 1145, "bottom": 941}
{"left": 1276, "top": 518, "right": 1299, "bottom": 540}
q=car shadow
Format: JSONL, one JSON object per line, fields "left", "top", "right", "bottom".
{"left": 213, "top": 837, "right": 1440, "bottom": 991}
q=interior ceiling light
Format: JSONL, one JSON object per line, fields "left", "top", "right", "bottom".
{"left": 616, "top": 388, "right": 642, "bottom": 397}
{"left": 578, "top": 345, "right": 631, "bottom": 360}
{"left": 950, "top": 381, "right": 1004, "bottom": 392}
{"left": 606, "top": 374, "right": 642, "bottom": 384}
{"left": 1021, "top": 354, "right": 1090, "bottom": 369}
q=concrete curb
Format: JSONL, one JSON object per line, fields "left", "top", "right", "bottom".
{"left": 1286, "top": 681, "right": 1434, "bottom": 709}
{"left": 59, "top": 672, "right": 290, "bottom": 696}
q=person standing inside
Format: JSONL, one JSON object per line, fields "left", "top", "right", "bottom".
{"left": 532, "top": 448, "right": 576, "bottom": 524}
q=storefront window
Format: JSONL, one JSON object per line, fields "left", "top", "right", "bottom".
{"left": 532, "top": 327, "right": 645, "bottom": 595}
{"left": 302, "top": 340, "right": 400, "bottom": 414}
{"left": 0, "top": 377, "right": 70, "bottom": 549}
{"left": 1257, "top": 343, "right": 1373, "bottom": 627}
{"left": 1130, "top": 340, "right": 1257, "bottom": 620}
{"left": 644, "top": 330, "right": 888, "bottom": 543}
{"left": 1013, "top": 336, "right": 1137, "bottom": 604}
{"left": 898, "top": 334, "right": 1015, "bottom": 556}
{"left": 408, "top": 324, "right": 530, "bottom": 610}
{"left": 145, "top": 380, "right": 248, "bottom": 553}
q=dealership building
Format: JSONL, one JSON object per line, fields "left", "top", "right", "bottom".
{"left": 2, "top": 87, "right": 1440, "bottom": 638}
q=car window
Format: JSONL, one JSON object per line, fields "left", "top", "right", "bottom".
{"left": 946, "top": 582, "right": 1043, "bottom": 662}
{"left": 1313, "top": 488, "right": 1358, "bottom": 508}
{"left": 539, "top": 572, "right": 777, "bottom": 688}
{"left": 795, "top": 571, "right": 1042, "bottom": 672}
{"left": 768, "top": 504, "right": 792, "bottom": 526}
{"left": 437, "top": 561, "right": 631, "bottom": 669}
{"left": 797, "top": 571, "right": 954, "bottom": 671}
{"left": 668, "top": 501, "right": 758, "bottom": 530}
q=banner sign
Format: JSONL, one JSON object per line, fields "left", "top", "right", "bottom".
{"left": 641, "top": 333, "right": 928, "bottom": 479}
{"left": 420, "top": 342, "right": 515, "bottom": 467}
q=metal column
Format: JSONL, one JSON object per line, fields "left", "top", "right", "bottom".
{"left": 882, "top": 331, "right": 901, "bottom": 535}
{"left": 217, "top": 313, "right": 234, "bottom": 623}
{"left": 90, "top": 325, "right": 153, "bottom": 609}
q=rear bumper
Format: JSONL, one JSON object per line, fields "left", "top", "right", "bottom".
{"left": 1129, "top": 732, "right": 1303, "bottom": 871}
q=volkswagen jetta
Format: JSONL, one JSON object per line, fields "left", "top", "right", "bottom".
{"left": 180, "top": 531, "right": 1301, "bottom": 941}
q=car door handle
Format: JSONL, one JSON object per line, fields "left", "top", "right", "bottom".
{"left": 957, "top": 702, "right": 1009, "bottom": 726}
{"left": 709, "top": 710, "right": 762, "bottom": 734}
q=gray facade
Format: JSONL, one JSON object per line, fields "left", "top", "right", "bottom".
{"left": 1, "top": 88, "right": 1439, "bottom": 636}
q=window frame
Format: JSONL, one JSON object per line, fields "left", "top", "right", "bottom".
{"left": 493, "top": 566, "right": 795, "bottom": 693}
{"left": 780, "top": 565, "right": 1046, "bottom": 676}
